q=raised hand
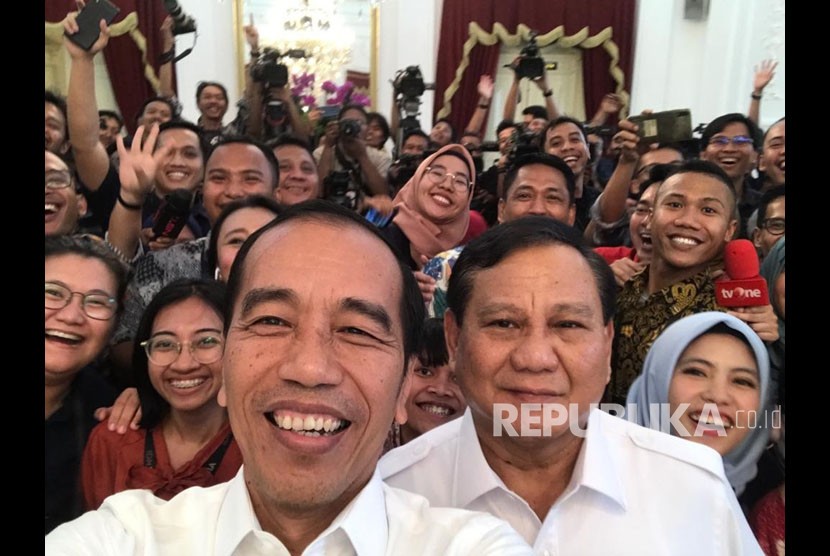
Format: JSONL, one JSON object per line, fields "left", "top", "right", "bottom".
{"left": 62, "top": 1, "right": 111, "bottom": 58}
{"left": 478, "top": 74, "right": 494, "bottom": 101}
{"left": 243, "top": 13, "right": 260, "bottom": 51}
{"left": 613, "top": 118, "right": 643, "bottom": 163}
{"left": 753, "top": 59, "right": 778, "bottom": 93}
{"left": 160, "top": 15, "right": 174, "bottom": 52}
{"left": 115, "top": 125, "right": 164, "bottom": 207}
{"left": 599, "top": 93, "right": 622, "bottom": 115}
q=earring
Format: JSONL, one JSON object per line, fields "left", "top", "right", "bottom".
{"left": 214, "top": 267, "right": 222, "bottom": 281}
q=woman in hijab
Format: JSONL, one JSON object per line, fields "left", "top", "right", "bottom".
{"left": 382, "top": 143, "right": 475, "bottom": 271}
{"left": 626, "top": 311, "right": 771, "bottom": 498}
{"left": 759, "top": 237, "right": 784, "bottom": 406}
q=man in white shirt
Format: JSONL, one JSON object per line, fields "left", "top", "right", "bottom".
{"left": 379, "top": 216, "right": 763, "bottom": 555}
{"left": 46, "top": 201, "right": 531, "bottom": 555}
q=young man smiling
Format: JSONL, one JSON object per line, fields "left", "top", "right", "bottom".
{"left": 610, "top": 160, "right": 779, "bottom": 404}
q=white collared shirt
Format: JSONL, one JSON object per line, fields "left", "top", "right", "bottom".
{"left": 379, "top": 408, "right": 763, "bottom": 556}
{"left": 46, "top": 466, "right": 532, "bottom": 555}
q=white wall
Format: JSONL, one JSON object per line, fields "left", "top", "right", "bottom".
{"left": 377, "top": 0, "right": 444, "bottom": 133}
{"left": 172, "top": 0, "right": 784, "bottom": 134}
{"left": 173, "top": 0, "right": 240, "bottom": 123}
{"left": 631, "top": 0, "right": 785, "bottom": 131}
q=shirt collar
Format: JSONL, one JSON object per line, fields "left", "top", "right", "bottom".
{"left": 215, "top": 466, "right": 389, "bottom": 556}
{"left": 568, "top": 409, "right": 628, "bottom": 510}
{"left": 453, "top": 409, "right": 512, "bottom": 508}
{"left": 453, "top": 408, "right": 628, "bottom": 512}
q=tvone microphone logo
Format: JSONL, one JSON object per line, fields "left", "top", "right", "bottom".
{"left": 722, "top": 286, "right": 763, "bottom": 300}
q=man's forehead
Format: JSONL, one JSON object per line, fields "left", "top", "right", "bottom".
{"left": 518, "top": 163, "right": 565, "bottom": 183}
{"left": 208, "top": 144, "right": 266, "bottom": 169}
{"left": 658, "top": 172, "right": 732, "bottom": 200}
{"left": 547, "top": 123, "right": 583, "bottom": 137}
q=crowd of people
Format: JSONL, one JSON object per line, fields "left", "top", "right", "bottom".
{"left": 46, "top": 7, "right": 784, "bottom": 555}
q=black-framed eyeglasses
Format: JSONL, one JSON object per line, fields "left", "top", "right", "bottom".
{"left": 425, "top": 166, "right": 471, "bottom": 192}
{"left": 140, "top": 333, "right": 224, "bottom": 366}
{"left": 759, "top": 217, "right": 785, "bottom": 236}
{"left": 45, "top": 282, "right": 117, "bottom": 320}
{"left": 708, "top": 135, "right": 754, "bottom": 148}
{"left": 45, "top": 170, "right": 73, "bottom": 190}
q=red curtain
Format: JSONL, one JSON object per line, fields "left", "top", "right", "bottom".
{"left": 434, "top": 0, "right": 636, "bottom": 133}
{"left": 46, "top": 0, "right": 172, "bottom": 136}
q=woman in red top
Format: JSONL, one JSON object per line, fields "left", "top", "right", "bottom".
{"left": 81, "top": 279, "right": 242, "bottom": 509}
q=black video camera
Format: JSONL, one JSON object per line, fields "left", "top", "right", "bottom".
{"left": 509, "top": 32, "right": 546, "bottom": 81}
{"left": 508, "top": 129, "right": 542, "bottom": 165}
{"left": 393, "top": 66, "right": 426, "bottom": 99}
{"left": 162, "top": 0, "right": 197, "bottom": 35}
{"left": 323, "top": 171, "right": 357, "bottom": 211}
{"left": 251, "top": 48, "right": 306, "bottom": 88}
{"left": 339, "top": 119, "right": 363, "bottom": 139}
{"left": 388, "top": 153, "right": 424, "bottom": 193}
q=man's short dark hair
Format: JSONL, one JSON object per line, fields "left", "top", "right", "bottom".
{"left": 544, "top": 116, "right": 587, "bottom": 141}
{"left": 158, "top": 120, "right": 209, "bottom": 160}
{"left": 338, "top": 104, "right": 369, "bottom": 122}
{"left": 135, "top": 96, "right": 178, "bottom": 124}
{"left": 757, "top": 185, "right": 785, "bottom": 223}
{"left": 98, "top": 110, "right": 124, "bottom": 129}
{"left": 210, "top": 135, "right": 281, "bottom": 188}
{"left": 496, "top": 119, "right": 518, "bottom": 136}
{"left": 196, "top": 81, "right": 229, "bottom": 103}
{"left": 367, "top": 112, "right": 391, "bottom": 144}
{"left": 225, "top": 200, "right": 425, "bottom": 361}
{"left": 700, "top": 113, "right": 762, "bottom": 152}
{"left": 522, "top": 105, "right": 548, "bottom": 121}
{"left": 403, "top": 128, "right": 429, "bottom": 143}
{"left": 655, "top": 159, "right": 737, "bottom": 215}
{"left": 502, "top": 152, "right": 576, "bottom": 203}
{"left": 267, "top": 133, "right": 315, "bottom": 160}
{"left": 447, "top": 216, "right": 616, "bottom": 326}
{"left": 45, "top": 90, "right": 69, "bottom": 141}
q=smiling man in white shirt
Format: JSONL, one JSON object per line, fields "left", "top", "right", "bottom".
{"left": 46, "top": 201, "right": 531, "bottom": 555}
{"left": 379, "top": 216, "right": 763, "bottom": 555}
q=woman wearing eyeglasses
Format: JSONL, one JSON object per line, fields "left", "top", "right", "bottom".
{"left": 46, "top": 235, "right": 131, "bottom": 533}
{"left": 380, "top": 144, "right": 475, "bottom": 304}
{"left": 79, "top": 278, "right": 242, "bottom": 511}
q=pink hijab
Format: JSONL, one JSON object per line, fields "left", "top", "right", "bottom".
{"left": 391, "top": 144, "right": 475, "bottom": 263}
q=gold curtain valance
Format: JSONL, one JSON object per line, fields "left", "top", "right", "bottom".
{"left": 438, "top": 22, "right": 629, "bottom": 120}
{"left": 45, "top": 12, "right": 161, "bottom": 93}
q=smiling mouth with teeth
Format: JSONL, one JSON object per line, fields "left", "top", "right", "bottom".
{"left": 266, "top": 412, "right": 351, "bottom": 437}
{"left": 45, "top": 329, "right": 83, "bottom": 345}
{"left": 416, "top": 402, "right": 455, "bottom": 417}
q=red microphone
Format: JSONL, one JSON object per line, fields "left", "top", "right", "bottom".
{"left": 714, "top": 239, "right": 769, "bottom": 307}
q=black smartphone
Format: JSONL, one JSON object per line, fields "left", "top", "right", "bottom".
{"left": 629, "top": 109, "right": 693, "bottom": 145}
{"left": 65, "top": 0, "right": 121, "bottom": 51}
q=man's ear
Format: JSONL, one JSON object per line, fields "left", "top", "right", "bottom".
{"left": 725, "top": 217, "right": 738, "bottom": 242}
{"left": 444, "top": 309, "right": 461, "bottom": 363}
{"left": 394, "top": 357, "right": 416, "bottom": 425}
{"left": 76, "top": 191, "right": 88, "bottom": 218}
{"left": 567, "top": 203, "right": 576, "bottom": 226}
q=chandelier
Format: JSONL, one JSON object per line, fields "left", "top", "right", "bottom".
{"left": 259, "top": 0, "right": 354, "bottom": 102}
